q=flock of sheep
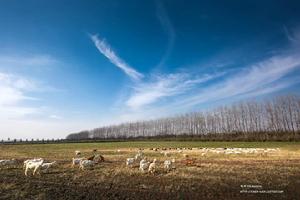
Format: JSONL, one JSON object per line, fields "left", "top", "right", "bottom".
{"left": 0, "top": 158, "right": 57, "bottom": 176}
{"left": 0, "top": 147, "right": 280, "bottom": 176}
{"left": 125, "top": 150, "right": 176, "bottom": 174}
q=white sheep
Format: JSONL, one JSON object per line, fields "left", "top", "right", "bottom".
{"left": 135, "top": 152, "right": 143, "bottom": 161}
{"left": 164, "top": 152, "right": 170, "bottom": 157}
{"left": 79, "top": 159, "right": 95, "bottom": 171}
{"left": 75, "top": 150, "right": 81, "bottom": 156}
{"left": 126, "top": 158, "right": 136, "bottom": 167}
{"left": 41, "top": 161, "right": 57, "bottom": 173}
{"left": 23, "top": 158, "right": 43, "bottom": 169}
{"left": 139, "top": 158, "right": 150, "bottom": 172}
{"left": 71, "top": 157, "right": 85, "bottom": 167}
{"left": 164, "top": 158, "right": 175, "bottom": 172}
{"left": 24, "top": 159, "right": 44, "bottom": 176}
{"left": 0, "top": 159, "right": 17, "bottom": 168}
{"left": 148, "top": 158, "right": 157, "bottom": 174}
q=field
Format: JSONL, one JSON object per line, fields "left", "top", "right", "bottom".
{"left": 0, "top": 141, "right": 300, "bottom": 200}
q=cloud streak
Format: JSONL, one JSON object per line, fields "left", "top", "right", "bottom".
{"left": 0, "top": 72, "right": 41, "bottom": 119}
{"left": 120, "top": 50, "right": 300, "bottom": 123}
{"left": 0, "top": 73, "right": 38, "bottom": 106}
{"left": 126, "top": 72, "right": 225, "bottom": 109}
{"left": 174, "top": 54, "right": 300, "bottom": 109}
{"left": 90, "top": 34, "right": 144, "bottom": 81}
{"left": 155, "top": 0, "right": 175, "bottom": 68}
{"left": 0, "top": 54, "right": 57, "bottom": 69}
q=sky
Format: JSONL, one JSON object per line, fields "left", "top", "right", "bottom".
{"left": 1, "top": 0, "right": 300, "bottom": 140}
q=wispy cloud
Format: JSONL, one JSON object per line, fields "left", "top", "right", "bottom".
{"left": 0, "top": 106, "right": 40, "bottom": 119}
{"left": 0, "top": 72, "right": 41, "bottom": 119}
{"left": 156, "top": 0, "right": 175, "bottom": 68}
{"left": 0, "top": 73, "right": 38, "bottom": 106}
{"left": 0, "top": 71, "right": 63, "bottom": 121}
{"left": 283, "top": 26, "right": 300, "bottom": 44}
{"left": 118, "top": 49, "right": 300, "bottom": 124}
{"left": 90, "top": 34, "right": 144, "bottom": 81}
{"left": 126, "top": 72, "right": 224, "bottom": 109}
{"left": 175, "top": 54, "right": 300, "bottom": 109}
{"left": 0, "top": 54, "right": 57, "bottom": 68}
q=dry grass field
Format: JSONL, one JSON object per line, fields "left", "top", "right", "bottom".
{"left": 0, "top": 141, "right": 300, "bottom": 200}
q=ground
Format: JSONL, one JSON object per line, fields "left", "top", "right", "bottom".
{"left": 0, "top": 141, "right": 300, "bottom": 200}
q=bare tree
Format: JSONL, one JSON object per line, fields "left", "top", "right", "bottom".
{"left": 67, "top": 95, "right": 300, "bottom": 141}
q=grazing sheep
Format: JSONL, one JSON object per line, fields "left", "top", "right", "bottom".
{"left": 0, "top": 159, "right": 17, "bottom": 168}
{"left": 139, "top": 158, "right": 150, "bottom": 172}
{"left": 41, "top": 161, "right": 57, "bottom": 173}
{"left": 71, "top": 157, "right": 85, "bottom": 167}
{"left": 225, "top": 151, "right": 234, "bottom": 155}
{"left": 164, "top": 159, "right": 175, "bottom": 172}
{"left": 87, "top": 155, "right": 95, "bottom": 161}
{"left": 75, "top": 150, "right": 81, "bottom": 156}
{"left": 148, "top": 158, "right": 157, "bottom": 174}
{"left": 23, "top": 158, "right": 43, "bottom": 169}
{"left": 164, "top": 152, "right": 170, "bottom": 157}
{"left": 126, "top": 158, "right": 136, "bottom": 167}
{"left": 135, "top": 152, "right": 143, "bottom": 161}
{"left": 94, "top": 154, "right": 105, "bottom": 163}
{"left": 79, "top": 159, "right": 95, "bottom": 171}
{"left": 24, "top": 159, "right": 44, "bottom": 176}
{"left": 160, "top": 151, "right": 170, "bottom": 157}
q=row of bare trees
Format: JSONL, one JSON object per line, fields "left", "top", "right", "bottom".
{"left": 66, "top": 95, "right": 300, "bottom": 140}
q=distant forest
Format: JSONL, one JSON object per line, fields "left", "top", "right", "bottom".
{"left": 66, "top": 95, "right": 300, "bottom": 141}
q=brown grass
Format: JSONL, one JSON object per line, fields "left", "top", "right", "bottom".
{"left": 0, "top": 142, "right": 299, "bottom": 200}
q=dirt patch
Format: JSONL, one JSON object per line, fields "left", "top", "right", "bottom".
{"left": 1, "top": 158, "right": 299, "bottom": 200}
{"left": 1, "top": 143, "right": 300, "bottom": 200}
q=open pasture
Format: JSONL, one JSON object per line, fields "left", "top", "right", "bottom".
{"left": 0, "top": 141, "right": 299, "bottom": 200}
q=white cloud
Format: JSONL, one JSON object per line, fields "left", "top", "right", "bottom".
{"left": 0, "top": 54, "right": 57, "bottom": 69}
{"left": 90, "top": 34, "right": 144, "bottom": 81}
{"left": 175, "top": 54, "right": 300, "bottom": 109}
{"left": 126, "top": 72, "right": 224, "bottom": 109}
{"left": 0, "top": 71, "right": 58, "bottom": 120}
{"left": 155, "top": 0, "right": 175, "bottom": 68}
{"left": 0, "top": 54, "right": 61, "bottom": 117}
{"left": 0, "top": 73, "right": 38, "bottom": 107}
{"left": 117, "top": 52, "right": 300, "bottom": 124}
{"left": 0, "top": 106, "right": 40, "bottom": 119}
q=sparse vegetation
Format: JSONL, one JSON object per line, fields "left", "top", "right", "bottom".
{"left": 0, "top": 141, "right": 299, "bottom": 199}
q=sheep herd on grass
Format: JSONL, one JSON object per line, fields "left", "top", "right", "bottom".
{"left": 125, "top": 149, "right": 176, "bottom": 174}
{"left": 0, "top": 147, "right": 280, "bottom": 177}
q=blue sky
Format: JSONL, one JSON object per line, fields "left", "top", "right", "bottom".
{"left": 1, "top": 0, "right": 300, "bottom": 139}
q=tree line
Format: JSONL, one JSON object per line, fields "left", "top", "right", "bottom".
{"left": 66, "top": 95, "right": 300, "bottom": 141}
